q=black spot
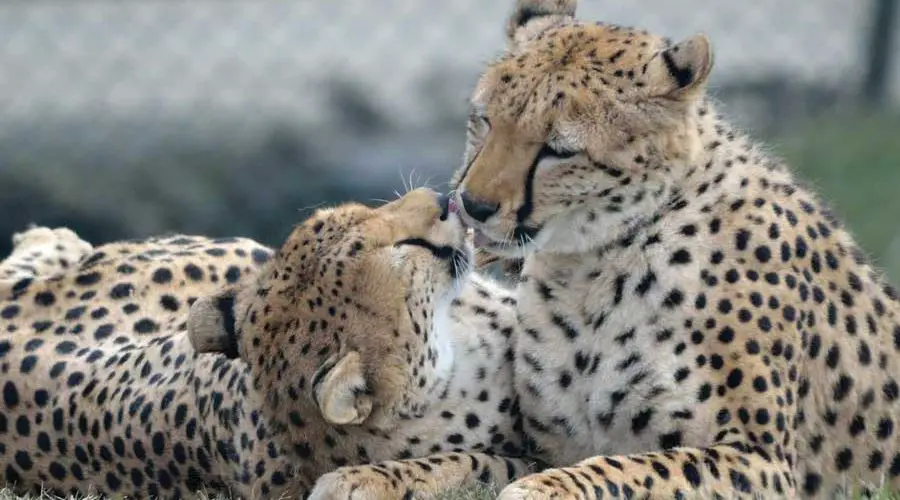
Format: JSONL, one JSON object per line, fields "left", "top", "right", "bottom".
{"left": 833, "top": 375, "right": 853, "bottom": 401}
{"left": 19, "top": 355, "right": 37, "bottom": 374}
{"left": 735, "top": 229, "right": 751, "bottom": 251}
{"left": 152, "top": 268, "right": 173, "bottom": 284}
{"left": 3, "top": 382, "right": 20, "bottom": 408}
{"left": 133, "top": 319, "right": 158, "bottom": 334}
{"left": 109, "top": 283, "right": 134, "bottom": 300}
{"left": 835, "top": 448, "right": 854, "bottom": 471}
{"left": 663, "top": 289, "right": 684, "bottom": 308}
{"left": 14, "top": 451, "right": 33, "bottom": 471}
{"left": 15, "top": 416, "right": 29, "bottom": 436}
{"left": 160, "top": 295, "right": 180, "bottom": 312}
{"left": 94, "top": 324, "right": 114, "bottom": 341}
{"left": 56, "top": 340, "right": 78, "bottom": 354}
{"left": 106, "top": 472, "right": 122, "bottom": 491}
{"left": 225, "top": 266, "right": 241, "bottom": 284}
{"left": 682, "top": 462, "right": 702, "bottom": 487}
{"left": 878, "top": 418, "right": 894, "bottom": 440}
{"left": 67, "top": 372, "right": 85, "bottom": 387}
{"left": 803, "top": 473, "right": 822, "bottom": 495}
{"left": 49, "top": 462, "right": 67, "bottom": 480}
{"left": 152, "top": 432, "right": 166, "bottom": 456}
{"left": 252, "top": 248, "right": 271, "bottom": 264}
{"left": 74, "top": 272, "right": 102, "bottom": 286}
{"left": 64, "top": 306, "right": 86, "bottom": 321}
{"left": 34, "top": 291, "right": 56, "bottom": 307}
{"left": 184, "top": 264, "right": 204, "bottom": 281}
{"left": 659, "top": 430, "right": 682, "bottom": 449}
{"left": 755, "top": 246, "right": 772, "bottom": 263}
{"left": 631, "top": 408, "right": 655, "bottom": 434}
{"left": 669, "top": 249, "right": 692, "bottom": 265}
{"left": 1, "top": 305, "right": 20, "bottom": 319}
{"left": 891, "top": 455, "right": 900, "bottom": 476}
{"left": 726, "top": 369, "right": 743, "bottom": 388}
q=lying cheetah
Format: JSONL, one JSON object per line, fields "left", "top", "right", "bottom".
{"left": 0, "top": 189, "right": 536, "bottom": 498}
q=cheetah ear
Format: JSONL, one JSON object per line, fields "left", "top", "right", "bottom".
{"left": 187, "top": 290, "right": 241, "bottom": 359}
{"left": 506, "top": 0, "right": 577, "bottom": 49}
{"left": 312, "top": 351, "right": 373, "bottom": 426}
{"left": 645, "top": 34, "right": 714, "bottom": 101}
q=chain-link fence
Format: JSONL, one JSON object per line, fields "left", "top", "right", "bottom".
{"left": 1, "top": 0, "right": 898, "bottom": 271}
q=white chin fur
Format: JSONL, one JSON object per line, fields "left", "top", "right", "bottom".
{"left": 430, "top": 286, "right": 458, "bottom": 382}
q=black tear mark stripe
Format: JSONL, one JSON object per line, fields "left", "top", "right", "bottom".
{"left": 215, "top": 294, "right": 239, "bottom": 359}
{"left": 395, "top": 238, "right": 456, "bottom": 260}
{"left": 661, "top": 50, "right": 694, "bottom": 89}
{"left": 517, "top": 144, "right": 560, "bottom": 225}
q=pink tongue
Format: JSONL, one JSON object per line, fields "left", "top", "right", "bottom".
{"left": 447, "top": 197, "right": 460, "bottom": 215}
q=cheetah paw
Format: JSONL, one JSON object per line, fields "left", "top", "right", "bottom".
{"left": 497, "top": 474, "right": 564, "bottom": 500}
{"left": 3, "top": 226, "right": 93, "bottom": 280}
{"left": 309, "top": 470, "right": 403, "bottom": 500}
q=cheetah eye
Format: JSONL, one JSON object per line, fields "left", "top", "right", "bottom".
{"left": 537, "top": 143, "right": 579, "bottom": 161}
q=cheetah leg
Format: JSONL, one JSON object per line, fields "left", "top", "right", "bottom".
{"left": 309, "top": 452, "right": 546, "bottom": 500}
{"left": 497, "top": 443, "right": 794, "bottom": 500}
{"left": 0, "top": 226, "right": 93, "bottom": 282}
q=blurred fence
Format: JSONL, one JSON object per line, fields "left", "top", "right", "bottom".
{"left": 0, "top": 0, "right": 897, "bottom": 256}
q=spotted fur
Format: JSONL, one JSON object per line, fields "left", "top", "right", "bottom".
{"left": 0, "top": 226, "right": 93, "bottom": 283}
{"left": 0, "top": 229, "right": 273, "bottom": 340}
{"left": 0, "top": 189, "right": 536, "bottom": 498}
{"left": 437, "top": 1, "right": 900, "bottom": 498}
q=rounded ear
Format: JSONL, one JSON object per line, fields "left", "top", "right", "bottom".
{"left": 506, "top": 0, "right": 577, "bottom": 49}
{"left": 187, "top": 291, "right": 240, "bottom": 359}
{"left": 312, "top": 351, "right": 373, "bottom": 426}
{"left": 645, "top": 34, "right": 714, "bottom": 101}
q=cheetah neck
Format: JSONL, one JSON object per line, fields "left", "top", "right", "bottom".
{"left": 276, "top": 273, "right": 523, "bottom": 481}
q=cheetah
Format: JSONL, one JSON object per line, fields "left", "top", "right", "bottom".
{"left": 319, "top": 1, "right": 900, "bottom": 498}
{"left": 0, "top": 189, "right": 536, "bottom": 498}
{"left": 0, "top": 228, "right": 273, "bottom": 339}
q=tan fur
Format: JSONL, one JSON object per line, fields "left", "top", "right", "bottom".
{"left": 0, "top": 226, "right": 93, "bottom": 282}
{"left": 193, "top": 188, "right": 536, "bottom": 498}
{"left": 0, "top": 192, "right": 533, "bottom": 499}
{"left": 315, "top": 351, "right": 373, "bottom": 425}
{"left": 441, "top": 0, "right": 900, "bottom": 498}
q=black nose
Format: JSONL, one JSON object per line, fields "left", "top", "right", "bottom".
{"left": 437, "top": 194, "right": 451, "bottom": 221}
{"left": 459, "top": 191, "right": 499, "bottom": 223}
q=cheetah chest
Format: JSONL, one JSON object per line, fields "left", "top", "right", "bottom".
{"left": 513, "top": 258, "right": 711, "bottom": 465}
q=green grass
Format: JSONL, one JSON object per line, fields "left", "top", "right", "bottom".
{"left": 433, "top": 483, "right": 498, "bottom": 500}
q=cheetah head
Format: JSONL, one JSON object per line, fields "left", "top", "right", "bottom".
{"left": 452, "top": 0, "right": 714, "bottom": 256}
{"left": 187, "top": 188, "right": 473, "bottom": 432}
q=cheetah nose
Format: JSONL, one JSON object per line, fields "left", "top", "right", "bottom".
{"left": 459, "top": 191, "right": 499, "bottom": 223}
{"left": 437, "top": 193, "right": 452, "bottom": 221}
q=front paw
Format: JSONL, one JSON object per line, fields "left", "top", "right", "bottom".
{"left": 309, "top": 469, "right": 402, "bottom": 500}
{"left": 497, "top": 470, "right": 572, "bottom": 500}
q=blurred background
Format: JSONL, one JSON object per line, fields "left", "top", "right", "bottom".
{"left": 1, "top": 0, "right": 898, "bottom": 278}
